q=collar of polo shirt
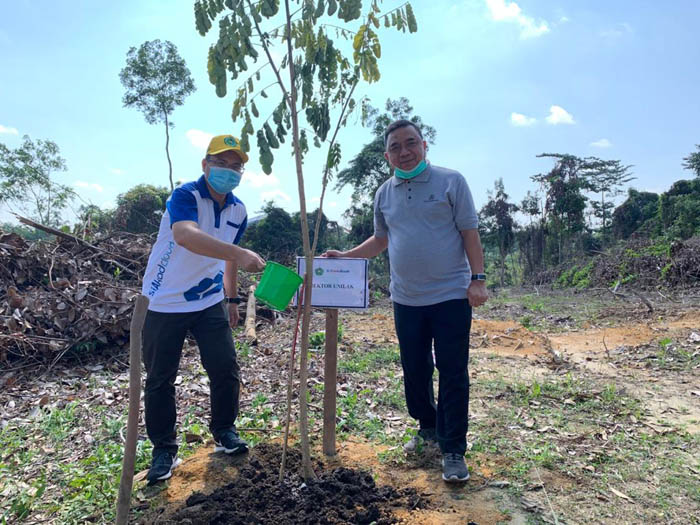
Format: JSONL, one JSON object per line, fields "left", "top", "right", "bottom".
{"left": 392, "top": 163, "right": 433, "bottom": 186}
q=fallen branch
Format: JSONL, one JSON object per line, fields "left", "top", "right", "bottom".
{"left": 15, "top": 214, "right": 141, "bottom": 268}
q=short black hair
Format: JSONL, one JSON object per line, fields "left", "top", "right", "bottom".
{"left": 383, "top": 119, "right": 423, "bottom": 148}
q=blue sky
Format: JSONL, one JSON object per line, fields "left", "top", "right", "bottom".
{"left": 1, "top": 0, "right": 698, "bottom": 225}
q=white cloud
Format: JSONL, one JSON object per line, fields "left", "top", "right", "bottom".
{"left": 546, "top": 105, "right": 575, "bottom": 125}
{"left": 74, "top": 181, "right": 104, "bottom": 192}
{"left": 110, "top": 168, "right": 124, "bottom": 175}
{"left": 510, "top": 112, "right": 537, "bottom": 127}
{"left": 242, "top": 169, "right": 280, "bottom": 189}
{"left": 310, "top": 196, "right": 321, "bottom": 204}
{"left": 186, "top": 129, "right": 214, "bottom": 150}
{"left": 261, "top": 189, "right": 291, "bottom": 202}
{"left": 485, "top": 0, "right": 549, "bottom": 38}
{"left": 600, "top": 23, "right": 633, "bottom": 39}
{"left": 0, "top": 124, "right": 19, "bottom": 135}
{"left": 590, "top": 138, "right": 612, "bottom": 148}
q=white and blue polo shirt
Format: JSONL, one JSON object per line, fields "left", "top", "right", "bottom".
{"left": 141, "top": 175, "right": 248, "bottom": 313}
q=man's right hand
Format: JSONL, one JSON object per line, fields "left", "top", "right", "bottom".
{"left": 321, "top": 250, "right": 345, "bottom": 258}
{"left": 237, "top": 248, "right": 266, "bottom": 272}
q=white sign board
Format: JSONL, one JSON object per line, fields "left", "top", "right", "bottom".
{"left": 294, "top": 257, "right": 369, "bottom": 309}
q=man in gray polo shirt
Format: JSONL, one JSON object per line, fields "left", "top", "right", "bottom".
{"left": 323, "top": 119, "right": 487, "bottom": 482}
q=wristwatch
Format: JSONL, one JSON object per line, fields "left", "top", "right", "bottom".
{"left": 471, "top": 274, "right": 486, "bottom": 281}
{"left": 225, "top": 297, "right": 242, "bottom": 304}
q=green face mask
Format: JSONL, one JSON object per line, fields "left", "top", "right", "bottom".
{"left": 394, "top": 159, "right": 428, "bottom": 180}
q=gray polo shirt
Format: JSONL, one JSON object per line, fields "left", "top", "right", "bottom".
{"left": 374, "top": 164, "right": 478, "bottom": 307}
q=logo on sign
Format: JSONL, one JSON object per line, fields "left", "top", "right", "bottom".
{"left": 315, "top": 267, "right": 324, "bottom": 276}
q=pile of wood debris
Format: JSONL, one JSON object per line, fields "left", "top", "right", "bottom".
{"left": 0, "top": 220, "right": 152, "bottom": 366}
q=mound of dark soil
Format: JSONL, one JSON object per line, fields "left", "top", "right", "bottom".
{"left": 142, "top": 443, "right": 427, "bottom": 525}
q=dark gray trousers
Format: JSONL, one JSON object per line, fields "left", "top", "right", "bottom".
{"left": 393, "top": 298, "right": 471, "bottom": 455}
{"left": 142, "top": 300, "right": 240, "bottom": 457}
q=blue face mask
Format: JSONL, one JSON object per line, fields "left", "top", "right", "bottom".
{"left": 207, "top": 166, "right": 242, "bottom": 194}
{"left": 394, "top": 159, "right": 428, "bottom": 180}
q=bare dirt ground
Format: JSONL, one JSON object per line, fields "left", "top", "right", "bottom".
{"left": 1, "top": 288, "right": 699, "bottom": 524}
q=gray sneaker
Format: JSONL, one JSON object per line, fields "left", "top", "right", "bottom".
{"left": 442, "top": 453, "right": 470, "bottom": 482}
{"left": 403, "top": 428, "right": 438, "bottom": 453}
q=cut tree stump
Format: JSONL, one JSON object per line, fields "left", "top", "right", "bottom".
{"left": 245, "top": 285, "right": 257, "bottom": 344}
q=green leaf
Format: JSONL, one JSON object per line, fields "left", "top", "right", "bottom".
{"left": 264, "top": 122, "right": 280, "bottom": 149}
{"left": 406, "top": 4, "right": 418, "bottom": 33}
{"left": 327, "top": 0, "right": 337, "bottom": 16}
{"left": 251, "top": 100, "right": 259, "bottom": 118}
{"left": 260, "top": 0, "right": 279, "bottom": 17}
{"left": 315, "top": 0, "right": 325, "bottom": 18}
{"left": 247, "top": 77, "right": 254, "bottom": 92}
{"left": 260, "top": 89, "right": 268, "bottom": 98}
{"left": 352, "top": 24, "right": 366, "bottom": 51}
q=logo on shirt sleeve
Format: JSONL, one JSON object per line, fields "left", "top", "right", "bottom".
{"left": 183, "top": 271, "right": 224, "bottom": 302}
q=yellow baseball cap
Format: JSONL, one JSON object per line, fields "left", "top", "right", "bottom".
{"left": 206, "top": 134, "right": 249, "bottom": 163}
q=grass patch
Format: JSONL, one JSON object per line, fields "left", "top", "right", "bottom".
{"left": 0, "top": 403, "right": 152, "bottom": 524}
{"left": 469, "top": 371, "right": 699, "bottom": 522}
{"left": 338, "top": 345, "right": 400, "bottom": 374}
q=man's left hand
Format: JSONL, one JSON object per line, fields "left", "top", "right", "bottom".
{"left": 467, "top": 281, "right": 488, "bottom": 308}
{"left": 228, "top": 303, "right": 240, "bottom": 326}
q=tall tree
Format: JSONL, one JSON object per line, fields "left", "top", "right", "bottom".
{"left": 195, "top": 0, "right": 417, "bottom": 479}
{"left": 682, "top": 144, "right": 700, "bottom": 177}
{"left": 532, "top": 154, "right": 590, "bottom": 265}
{"left": 584, "top": 158, "right": 634, "bottom": 241}
{"left": 479, "top": 178, "right": 517, "bottom": 286}
{"left": 517, "top": 190, "right": 546, "bottom": 276}
{"left": 0, "top": 135, "right": 73, "bottom": 227}
{"left": 119, "top": 40, "right": 196, "bottom": 191}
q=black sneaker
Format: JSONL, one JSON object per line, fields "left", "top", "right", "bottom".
{"left": 442, "top": 453, "right": 470, "bottom": 483}
{"left": 403, "top": 428, "right": 438, "bottom": 453}
{"left": 214, "top": 430, "right": 249, "bottom": 455}
{"left": 146, "top": 452, "right": 181, "bottom": 485}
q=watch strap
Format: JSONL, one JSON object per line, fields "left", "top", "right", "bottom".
{"left": 471, "top": 273, "right": 486, "bottom": 281}
{"left": 225, "top": 297, "right": 242, "bottom": 304}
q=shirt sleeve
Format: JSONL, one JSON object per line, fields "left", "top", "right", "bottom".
{"left": 373, "top": 186, "right": 388, "bottom": 238}
{"left": 450, "top": 174, "right": 479, "bottom": 231}
{"left": 233, "top": 215, "right": 248, "bottom": 245}
{"left": 166, "top": 188, "right": 198, "bottom": 227}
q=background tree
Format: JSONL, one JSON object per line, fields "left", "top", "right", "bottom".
{"left": 113, "top": 184, "right": 170, "bottom": 234}
{"left": 479, "top": 178, "right": 517, "bottom": 286}
{"left": 0, "top": 135, "right": 74, "bottom": 227}
{"left": 682, "top": 144, "right": 700, "bottom": 177}
{"left": 532, "top": 154, "right": 590, "bottom": 265}
{"left": 611, "top": 188, "right": 659, "bottom": 239}
{"left": 242, "top": 201, "right": 300, "bottom": 263}
{"left": 516, "top": 190, "right": 545, "bottom": 276}
{"left": 75, "top": 203, "right": 115, "bottom": 237}
{"left": 195, "top": 0, "right": 417, "bottom": 479}
{"left": 584, "top": 158, "right": 634, "bottom": 242}
{"left": 119, "top": 40, "right": 196, "bottom": 191}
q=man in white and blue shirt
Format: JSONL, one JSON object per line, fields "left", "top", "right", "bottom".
{"left": 141, "top": 135, "right": 265, "bottom": 484}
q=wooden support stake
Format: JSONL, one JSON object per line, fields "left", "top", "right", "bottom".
{"left": 323, "top": 309, "right": 339, "bottom": 456}
{"left": 116, "top": 294, "right": 149, "bottom": 525}
{"left": 245, "top": 285, "right": 257, "bottom": 344}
